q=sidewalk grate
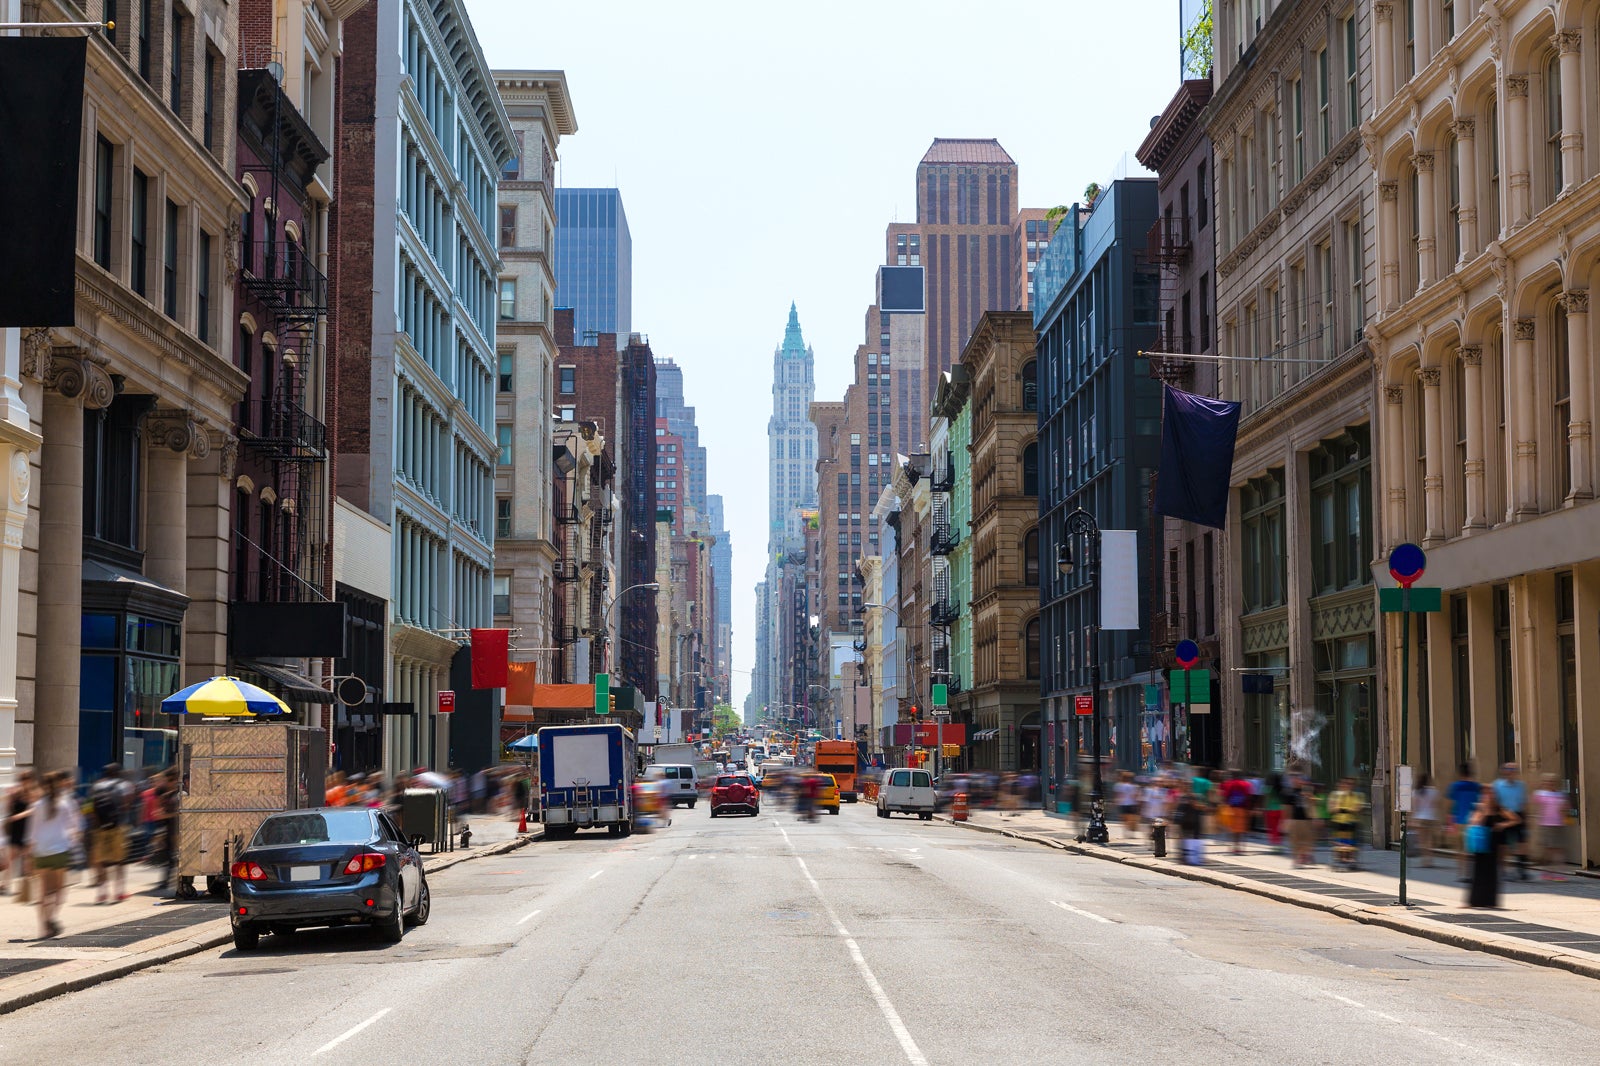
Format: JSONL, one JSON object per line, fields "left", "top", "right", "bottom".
{"left": 48, "top": 904, "right": 226, "bottom": 949}
{"left": 0, "top": 958, "right": 64, "bottom": 978}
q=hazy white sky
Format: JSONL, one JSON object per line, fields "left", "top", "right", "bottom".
{"left": 465, "top": 0, "right": 1182, "bottom": 709}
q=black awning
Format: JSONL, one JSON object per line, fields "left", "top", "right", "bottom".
{"left": 235, "top": 659, "right": 335, "bottom": 704}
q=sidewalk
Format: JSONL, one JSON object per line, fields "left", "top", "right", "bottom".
{"left": 0, "top": 810, "right": 534, "bottom": 1016}
{"left": 942, "top": 807, "right": 1600, "bottom": 980}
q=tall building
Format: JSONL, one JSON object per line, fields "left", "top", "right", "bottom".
{"left": 1135, "top": 74, "right": 1222, "bottom": 770}
{"left": 1367, "top": 0, "right": 1600, "bottom": 865}
{"left": 336, "top": 0, "right": 514, "bottom": 776}
{"left": 886, "top": 138, "right": 1028, "bottom": 402}
{"left": 553, "top": 188, "right": 632, "bottom": 341}
{"left": 491, "top": 70, "right": 577, "bottom": 703}
{"left": 768, "top": 303, "right": 819, "bottom": 543}
{"left": 11, "top": 0, "right": 246, "bottom": 781}
{"left": 706, "top": 494, "right": 733, "bottom": 704}
{"left": 1208, "top": 0, "right": 1377, "bottom": 805}
{"left": 654, "top": 358, "right": 707, "bottom": 515}
{"left": 1035, "top": 178, "right": 1162, "bottom": 808}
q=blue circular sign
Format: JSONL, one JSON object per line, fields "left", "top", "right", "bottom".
{"left": 1174, "top": 639, "right": 1200, "bottom": 669}
{"left": 1388, "top": 542, "right": 1427, "bottom": 587}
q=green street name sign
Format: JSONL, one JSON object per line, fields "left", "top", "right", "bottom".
{"left": 595, "top": 671, "right": 610, "bottom": 714}
{"left": 1378, "top": 586, "right": 1443, "bottom": 613}
{"left": 1168, "top": 670, "right": 1211, "bottom": 704}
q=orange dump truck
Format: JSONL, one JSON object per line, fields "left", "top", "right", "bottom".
{"left": 812, "top": 740, "right": 861, "bottom": 802}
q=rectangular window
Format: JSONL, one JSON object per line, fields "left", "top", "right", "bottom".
{"left": 1555, "top": 303, "right": 1572, "bottom": 496}
{"left": 1486, "top": 100, "right": 1501, "bottom": 239}
{"left": 1446, "top": 135, "right": 1461, "bottom": 265}
{"left": 497, "top": 424, "right": 511, "bottom": 465}
{"left": 1198, "top": 273, "right": 1210, "bottom": 348}
{"left": 1317, "top": 239, "right": 1335, "bottom": 361}
{"left": 138, "top": 0, "right": 151, "bottom": 81}
{"left": 1240, "top": 133, "right": 1255, "bottom": 229}
{"left": 1344, "top": 218, "right": 1364, "bottom": 348}
{"left": 197, "top": 231, "right": 211, "bottom": 343}
{"left": 163, "top": 199, "right": 179, "bottom": 320}
{"left": 496, "top": 498, "right": 511, "bottom": 539}
{"left": 1545, "top": 53, "right": 1563, "bottom": 203}
{"left": 498, "top": 278, "right": 515, "bottom": 320}
{"left": 1265, "top": 108, "right": 1280, "bottom": 207}
{"left": 498, "top": 353, "right": 512, "bottom": 392}
{"left": 1404, "top": 0, "right": 1417, "bottom": 76}
{"left": 1290, "top": 76, "right": 1305, "bottom": 182}
{"left": 1196, "top": 162, "right": 1209, "bottom": 230}
{"left": 1344, "top": 16, "right": 1359, "bottom": 130}
{"left": 1316, "top": 48, "right": 1330, "bottom": 155}
{"left": 130, "top": 168, "right": 148, "bottom": 296}
{"left": 203, "top": 48, "right": 216, "bottom": 149}
{"left": 94, "top": 135, "right": 113, "bottom": 270}
{"left": 499, "top": 205, "right": 515, "bottom": 248}
{"left": 169, "top": 7, "right": 184, "bottom": 115}
{"left": 558, "top": 405, "right": 575, "bottom": 421}
{"left": 493, "top": 575, "right": 510, "bottom": 617}
{"left": 559, "top": 365, "right": 576, "bottom": 394}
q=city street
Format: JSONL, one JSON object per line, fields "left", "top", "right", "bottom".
{"left": 1, "top": 806, "right": 1596, "bottom": 1065}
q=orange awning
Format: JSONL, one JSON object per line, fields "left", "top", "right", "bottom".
{"left": 501, "top": 684, "right": 595, "bottom": 720}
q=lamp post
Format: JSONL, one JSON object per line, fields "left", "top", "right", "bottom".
{"left": 1058, "top": 507, "right": 1109, "bottom": 845}
{"left": 602, "top": 581, "right": 660, "bottom": 683}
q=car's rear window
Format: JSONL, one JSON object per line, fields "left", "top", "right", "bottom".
{"left": 253, "top": 810, "right": 374, "bottom": 846}
{"left": 716, "top": 776, "right": 741, "bottom": 787}
{"left": 818, "top": 775, "right": 836, "bottom": 786}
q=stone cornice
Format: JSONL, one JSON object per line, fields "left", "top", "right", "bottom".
{"left": 1235, "top": 350, "right": 1373, "bottom": 459}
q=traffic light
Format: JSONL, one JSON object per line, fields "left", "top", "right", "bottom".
{"left": 907, "top": 705, "right": 920, "bottom": 722}
{"left": 608, "top": 694, "right": 616, "bottom": 714}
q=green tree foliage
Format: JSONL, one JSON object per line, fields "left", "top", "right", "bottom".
{"left": 712, "top": 703, "right": 740, "bottom": 736}
{"left": 1182, "top": 0, "right": 1214, "bottom": 79}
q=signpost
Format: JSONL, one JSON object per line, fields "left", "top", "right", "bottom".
{"left": 1379, "top": 542, "right": 1442, "bottom": 907}
{"left": 594, "top": 671, "right": 610, "bottom": 716}
{"left": 1172, "top": 639, "right": 1200, "bottom": 762}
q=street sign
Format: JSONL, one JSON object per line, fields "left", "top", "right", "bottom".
{"left": 1388, "top": 542, "right": 1427, "bottom": 588}
{"left": 1169, "top": 670, "right": 1211, "bottom": 703}
{"left": 1174, "top": 639, "right": 1200, "bottom": 669}
{"left": 1074, "top": 694, "right": 1094, "bottom": 716}
{"left": 437, "top": 690, "right": 455, "bottom": 714}
{"left": 1379, "top": 586, "right": 1443, "bottom": 613}
{"left": 594, "top": 671, "right": 610, "bottom": 715}
{"left": 932, "top": 683, "right": 948, "bottom": 708}
{"left": 1394, "top": 764, "right": 1414, "bottom": 812}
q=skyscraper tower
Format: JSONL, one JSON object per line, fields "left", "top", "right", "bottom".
{"left": 768, "top": 303, "right": 818, "bottom": 546}
{"left": 552, "top": 187, "right": 632, "bottom": 341}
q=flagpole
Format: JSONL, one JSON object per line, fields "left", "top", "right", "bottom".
{"left": 0, "top": 20, "right": 111, "bottom": 30}
{"left": 1140, "top": 349, "right": 1338, "bottom": 365}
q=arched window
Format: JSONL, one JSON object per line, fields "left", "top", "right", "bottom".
{"left": 1451, "top": 351, "right": 1467, "bottom": 534}
{"left": 1544, "top": 52, "right": 1562, "bottom": 204}
{"left": 1021, "top": 441, "right": 1039, "bottom": 496}
{"left": 1485, "top": 98, "right": 1501, "bottom": 239}
{"left": 1025, "top": 617, "right": 1040, "bottom": 680}
{"left": 1023, "top": 528, "right": 1040, "bottom": 586}
{"left": 1444, "top": 130, "right": 1460, "bottom": 266}
{"left": 1021, "top": 359, "right": 1037, "bottom": 412}
{"left": 1554, "top": 300, "right": 1571, "bottom": 498}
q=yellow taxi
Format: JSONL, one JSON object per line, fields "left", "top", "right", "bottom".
{"left": 815, "top": 772, "right": 841, "bottom": 815}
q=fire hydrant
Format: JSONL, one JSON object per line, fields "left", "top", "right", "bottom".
{"left": 1151, "top": 818, "right": 1167, "bottom": 858}
{"left": 953, "top": 792, "right": 969, "bottom": 822}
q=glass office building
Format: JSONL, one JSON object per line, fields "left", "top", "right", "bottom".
{"left": 553, "top": 187, "right": 632, "bottom": 340}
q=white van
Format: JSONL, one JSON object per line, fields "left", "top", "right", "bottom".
{"left": 876, "top": 768, "right": 936, "bottom": 819}
{"left": 643, "top": 764, "right": 701, "bottom": 808}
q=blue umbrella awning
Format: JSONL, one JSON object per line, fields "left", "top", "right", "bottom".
{"left": 507, "top": 734, "right": 538, "bottom": 752}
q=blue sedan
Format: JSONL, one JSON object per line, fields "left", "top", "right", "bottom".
{"left": 230, "top": 807, "right": 431, "bottom": 951}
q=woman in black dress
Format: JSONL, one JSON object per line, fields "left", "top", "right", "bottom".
{"left": 1465, "top": 793, "right": 1519, "bottom": 908}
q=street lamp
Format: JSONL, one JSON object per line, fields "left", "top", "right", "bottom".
{"left": 602, "top": 581, "right": 660, "bottom": 680}
{"left": 1058, "top": 507, "right": 1109, "bottom": 845}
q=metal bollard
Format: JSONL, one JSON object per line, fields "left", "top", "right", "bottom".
{"left": 1151, "top": 819, "right": 1167, "bottom": 858}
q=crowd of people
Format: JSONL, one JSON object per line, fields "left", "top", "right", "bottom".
{"left": 2, "top": 764, "right": 183, "bottom": 940}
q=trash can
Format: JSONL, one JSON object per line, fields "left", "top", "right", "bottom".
{"left": 400, "top": 788, "right": 449, "bottom": 852}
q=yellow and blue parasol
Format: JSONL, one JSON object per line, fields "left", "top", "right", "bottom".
{"left": 161, "top": 676, "right": 292, "bottom": 718}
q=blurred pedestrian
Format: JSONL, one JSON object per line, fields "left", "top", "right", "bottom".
{"left": 1219, "top": 771, "right": 1252, "bottom": 854}
{"left": 1491, "top": 762, "right": 1529, "bottom": 881}
{"left": 27, "top": 771, "right": 82, "bottom": 938}
{"left": 1286, "top": 775, "right": 1317, "bottom": 868}
{"left": 87, "top": 763, "right": 133, "bottom": 904}
{"left": 1175, "top": 790, "right": 1204, "bottom": 865}
{"left": 1531, "top": 774, "right": 1568, "bottom": 880}
{"left": 1464, "top": 792, "right": 1519, "bottom": 909}
{"left": 1114, "top": 771, "right": 1140, "bottom": 840}
{"left": 1447, "top": 762, "right": 1482, "bottom": 882}
{"left": 3, "top": 769, "right": 36, "bottom": 897}
{"left": 1262, "top": 773, "right": 1286, "bottom": 852}
{"left": 1413, "top": 772, "right": 1441, "bottom": 866}
{"left": 1328, "top": 778, "right": 1365, "bottom": 870}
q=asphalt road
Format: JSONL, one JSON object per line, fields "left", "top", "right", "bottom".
{"left": 2, "top": 803, "right": 1597, "bottom": 1065}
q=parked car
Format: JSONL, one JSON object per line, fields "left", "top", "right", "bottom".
{"left": 229, "top": 807, "right": 430, "bottom": 951}
{"left": 710, "top": 774, "right": 760, "bottom": 817}
{"left": 643, "top": 763, "right": 701, "bottom": 808}
{"left": 876, "top": 768, "right": 937, "bottom": 820}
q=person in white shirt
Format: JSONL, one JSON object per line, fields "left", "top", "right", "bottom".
{"left": 1114, "top": 772, "right": 1141, "bottom": 839}
{"left": 26, "top": 770, "right": 83, "bottom": 940}
{"left": 1413, "top": 773, "right": 1441, "bottom": 867}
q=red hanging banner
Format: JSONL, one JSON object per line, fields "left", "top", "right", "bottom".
{"left": 470, "top": 628, "right": 510, "bottom": 688}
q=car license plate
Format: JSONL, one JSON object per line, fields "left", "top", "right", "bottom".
{"left": 289, "top": 865, "right": 321, "bottom": 882}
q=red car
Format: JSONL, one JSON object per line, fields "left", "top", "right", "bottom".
{"left": 709, "top": 774, "right": 760, "bottom": 817}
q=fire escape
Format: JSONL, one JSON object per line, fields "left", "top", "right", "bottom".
{"left": 1144, "top": 211, "right": 1195, "bottom": 386}
{"left": 928, "top": 453, "right": 960, "bottom": 694}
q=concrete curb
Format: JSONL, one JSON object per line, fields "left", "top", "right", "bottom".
{"left": 0, "top": 829, "right": 542, "bottom": 1017}
{"left": 937, "top": 816, "right": 1600, "bottom": 982}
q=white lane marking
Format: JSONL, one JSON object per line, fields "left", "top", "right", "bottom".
{"left": 588, "top": 869, "right": 603, "bottom": 880}
{"left": 1049, "top": 899, "right": 1112, "bottom": 924}
{"left": 514, "top": 908, "right": 543, "bottom": 926}
{"left": 312, "top": 1008, "right": 391, "bottom": 1056}
{"left": 774, "top": 822, "right": 929, "bottom": 1066}
{"left": 1317, "top": 990, "right": 1506, "bottom": 1058}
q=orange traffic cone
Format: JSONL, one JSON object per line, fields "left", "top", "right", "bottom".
{"left": 518, "top": 808, "right": 528, "bottom": 834}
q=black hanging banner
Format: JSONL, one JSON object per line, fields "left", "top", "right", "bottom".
{"left": 0, "top": 36, "right": 88, "bottom": 327}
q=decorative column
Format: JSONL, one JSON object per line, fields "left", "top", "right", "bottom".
{"left": 1454, "top": 119, "right": 1478, "bottom": 261}
{"left": 1458, "top": 346, "right": 1488, "bottom": 529}
{"left": 1562, "top": 291, "right": 1592, "bottom": 499}
{"left": 144, "top": 410, "right": 209, "bottom": 593}
{"left": 1415, "top": 153, "right": 1437, "bottom": 289}
{"left": 1419, "top": 366, "right": 1445, "bottom": 542}
{"left": 1512, "top": 318, "right": 1539, "bottom": 516}
{"left": 1383, "top": 385, "right": 1409, "bottom": 546}
{"left": 1379, "top": 181, "right": 1401, "bottom": 311}
{"left": 184, "top": 434, "right": 235, "bottom": 682}
{"left": 1505, "top": 75, "right": 1532, "bottom": 226}
{"left": 1555, "top": 31, "right": 1584, "bottom": 193}
{"left": 1373, "top": 2, "right": 1395, "bottom": 108}
{"left": 0, "top": 329, "right": 42, "bottom": 784}
{"left": 33, "top": 350, "right": 113, "bottom": 771}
